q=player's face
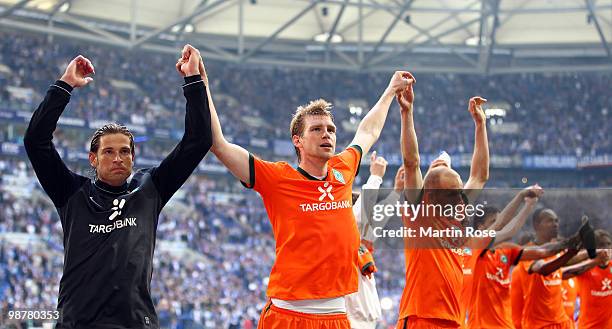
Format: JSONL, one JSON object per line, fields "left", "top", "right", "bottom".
{"left": 482, "top": 212, "right": 498, "bottom": 229}
{"left": 536, "top": 210, "right": 559, "bottom": 241}
{"left": 598, "top": 235, "right": 612, "bottom": 249}
{"left": 89, "top": 133, "right": 134, "bottom": 186}
{"left": 297, "top": 115, "right": 336, "bottom": 162}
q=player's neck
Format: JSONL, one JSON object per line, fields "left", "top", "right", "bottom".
{"left": 95, "top": 177, "right": 128, "bottom": 191}
{"left": 298, "top": 157, "right": 328, "bottom": 178}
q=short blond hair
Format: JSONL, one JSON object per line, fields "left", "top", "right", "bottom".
{"left": 289, "top": 99, "right": 334, "bottom": 161}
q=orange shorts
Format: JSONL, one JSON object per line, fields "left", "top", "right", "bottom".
{"left": 257, "top": 301, "right": 351, "bottom": 329}
{"left": 537, "top": 319, "right": 575, "bottom": 329}
{"left": 396, "top": 317, "right": 461, "bottom": 329}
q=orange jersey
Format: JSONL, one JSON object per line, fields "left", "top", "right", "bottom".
{"left": 461, "top": 239, "right": 495, "bottom": 329}
{"left": 511, "top": 241, "right": 534, "bottom": 329}
{"left": 576, "top": 260, "right": 612, "bottom": 329}
{"left": 461, "top": 249, "right": 479, "bottom": 328}
{"left": 510, "top": 265, "right": 526, "bottom": 329}
{"left": 468, "top": 244, "right": 523, "bottom": 329}
{"left": 398, "top": 206, "right": 467, "bottom": 326}
{"left": 521, "top": 255, "right": 571, "bottom": 329}
{"left": 561, "top": 278, "right": 578, "bottom": 321}
{"left": 245, "top": 146, "right": 362, "bottom": 300}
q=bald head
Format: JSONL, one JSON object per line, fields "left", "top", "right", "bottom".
{"left": 423, "top": 166, "right": 463, "bottom": 189}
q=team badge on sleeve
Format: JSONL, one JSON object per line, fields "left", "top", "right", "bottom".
{"left": 332, "top": 169, "right": 345, "bottom": 184}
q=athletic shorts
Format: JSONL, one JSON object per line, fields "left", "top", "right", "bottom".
{"left": 396, "top": 317, "right": 461, "bottom": 329}
{"left": 536, "top": 319, "right": 575, "bottom": 329}
{"left": 257, "top": 300, "right": 351, "bottom": 329}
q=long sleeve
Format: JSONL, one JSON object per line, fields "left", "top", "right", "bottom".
{"left": 364, "top": 190, "right": 401, "bottom": 242}
{"left": 24, "top": 80, "right": 88, "bottom": 208}
{"left": 150, "top": 75, "right": 213, "bottom": 205}
{"left": 353, "top": 175, "right": 383, "bottom": 236}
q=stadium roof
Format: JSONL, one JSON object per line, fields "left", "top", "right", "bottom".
{"left": 1, "top": 0, "right": 612, "bottom": 74}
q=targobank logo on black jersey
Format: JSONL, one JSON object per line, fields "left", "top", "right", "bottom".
{"left": 89, "top": 198, "right": 137, "bottom": 234}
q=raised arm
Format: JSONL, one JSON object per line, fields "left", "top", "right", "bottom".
{"left": 488, "top": 185, "right": 543, "bottom": 231}
{"left": 562, "top": 249, "right": 610, "bottom": 279}
{"left": 188, "top": 55, "right": 251, "bottom": 185}
{"left": 151, "top": 45, "right": 213, "bottom": 205}
{"left": 23, "top": 55, "right": 93, "bottom": 207}
{"left": 349, "top": 71, "right": 414, "bottom": 156}
{"left": 464, "top": 97, "right": 489, "bottom": 192}
{"left": 396, "top": 74, "right": 422, "bottom": 202}
{"left": 493, "top": 193, "right": 540, "bottom": 244}
{"left": 521, "top": 237, "right": 580, "bottom": 261}
{"left": 529, "top": 248, "right": 579, "bottom": 277}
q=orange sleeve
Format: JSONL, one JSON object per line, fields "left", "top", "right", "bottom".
{"left": 241, "top": 153, "right": 284, "bottom": 196}
{"left": 334, "top": 145, "right": 363, "bottom": 177}
{"left": 508, "top": 246, "right": 524, "bottom": 266}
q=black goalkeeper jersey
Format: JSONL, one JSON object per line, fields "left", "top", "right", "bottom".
{"left": 23, "top": 76, "right": 212, "bottom": 329}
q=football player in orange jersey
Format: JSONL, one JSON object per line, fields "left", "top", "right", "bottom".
{"left": 560, "top": 278, "right": 579, "bottom": 324}
{"left": 201, "top": 52, "right": 415, "bottom": 329}
{"left": 511, "top": 234, "right": 535, "bottom": 329}
{"left": 520, "top": 211, "right": 599, "bottom": 329}
{"left": 396, "top": 73, "right": 491, "bottom": 328}
{"left": 462, "top": 186, "right": 544, "bottom": 329}
{"left": 566, "top": 229, "right": 612, "bottom": 329}
{"left": 466, "top": 204, "right": 591, "bottom": 329}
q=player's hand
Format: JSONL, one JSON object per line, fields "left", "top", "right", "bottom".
{"left": 60, "top": 55, "right": 94, "bottom": 88}
{"left": 522, "top": 184, "right": 544, "bottom": 201}
{"left": 468, "top": 96, "right": 487, "bottom": 126}
{"left": 369, "top": 151, "right": 388, "bottom": 178}
{"left": 386, "top": 71, "right": 415, "bottom": 97}
{"left": 395, "top": 72, "right": 415, "bottom": 112}
{"left": 394, "top": 166, "right": 405, "bottom": 192}
{"left": 176, "top": 44, "right": 201, "bottom": 77}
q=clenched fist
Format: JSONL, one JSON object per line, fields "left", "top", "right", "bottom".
{"left": 385, "top": 71, "right": 415, "bottom": 98}
{"left": 60, "top": 55, "right": 95, "bottom": 88}
{"left": 176, "top": 44, "right": 207, "bottom": 83}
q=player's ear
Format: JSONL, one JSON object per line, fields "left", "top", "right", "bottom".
{"left": 292, "top": 134, "right": 301, "bottom": 148}
{"left": 88, "top": 151, "right": 97, "bottom": 168}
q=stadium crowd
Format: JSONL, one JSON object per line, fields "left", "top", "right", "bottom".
{"left": 1, "top": 31, "right": 611, "bottom": 159}
{"left": 1, "top": 31, "right": 611, "bottom": 329}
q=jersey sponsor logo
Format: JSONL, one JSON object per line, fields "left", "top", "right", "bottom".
{"left": 591, "top": 278, "right": 612, "bottom": 297}
{"left": 299, "top": 200, "right": 351, "bottom": 212}
{"left": 89, "top": 198, "right": 137, "bottom": 234}
{"left": 318, "top": 182, "right": 334, "bottom": 201}
{"left": 300, "top": 183, "right": 350, "bottom": 212}
{"left": 332, "top": 169, "right": 345, "bottom": 184}
{"left": 109, "top": 198, "right": 126, "bottom": 220}
{"left": 486, "top": 266, "right": 510, "bottom": 285}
